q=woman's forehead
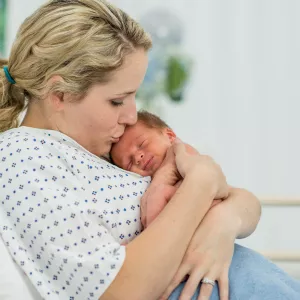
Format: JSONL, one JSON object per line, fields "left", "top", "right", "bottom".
{"left": 106, "top": 50, "right": 148, "bottom": 93}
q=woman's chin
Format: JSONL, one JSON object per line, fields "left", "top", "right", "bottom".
{"left": 94, "top": 142, "right": 112, "bottom": 157}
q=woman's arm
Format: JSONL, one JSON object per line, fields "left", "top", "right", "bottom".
{"left": 102, "top": 171, "right": 214, "bottom": 300}
{"left": 101, "top": 143, "right": 228, "bottom": 300}
{"left": 219, "top": 186, "right": 261, "bottom": 239}
{"left": 160, "top": 187, "right": 261, "bottom": 300}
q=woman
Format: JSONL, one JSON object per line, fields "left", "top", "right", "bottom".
{"left": 0, "top": 1, "right": 299, "bottom": 299}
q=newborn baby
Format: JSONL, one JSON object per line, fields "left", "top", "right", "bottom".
{"left": 111, "top": 111, "right": 220, "bottom": 228}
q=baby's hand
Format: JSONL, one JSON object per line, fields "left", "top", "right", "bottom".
{"left": 152, "top": 146, "right": 180, "bottom": 187}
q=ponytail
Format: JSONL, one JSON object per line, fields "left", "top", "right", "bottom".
{"left": 0, "top": 59, "right": 26, "bottom": 132}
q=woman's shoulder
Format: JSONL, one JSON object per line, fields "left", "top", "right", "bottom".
{"left": 0, "top": 126, "right": 72, "bottom": 150}
{"left": 0, "top": 126, "right": 96, "bottom": 161}
{"left": 0, "top": 126, "right": 105, "bottom": 177}
{"left": 0, "top": 126, "right": 151, "bottom": 183}
{"left": 1, "top": 126, "right": 80, "bottom": 148}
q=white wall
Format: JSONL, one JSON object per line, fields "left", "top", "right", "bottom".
{"left": 111, "top": 0, "right": 300, "bottom": 276}
{"left": 111, "top": 0, "right": 300, "bottom": 200}
{"left": 5, "top": 0, "right": 46, "bottom": 54}
{"left": 7, "top": 0, "right": 300, "bottom": 199}
{"left": 4, "top": 0, "right": 300, "bottom": 275}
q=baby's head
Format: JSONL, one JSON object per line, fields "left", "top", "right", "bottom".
{"left": 111, "top": 111, "right": 176, "bottom": 176}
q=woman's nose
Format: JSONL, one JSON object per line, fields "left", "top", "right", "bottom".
{"left": 119, "top": 97, "right": 137, "bottom": 126}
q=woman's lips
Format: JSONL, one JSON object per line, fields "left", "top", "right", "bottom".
{"left": 111, "top": 137, "right": 120, "bottom": 143}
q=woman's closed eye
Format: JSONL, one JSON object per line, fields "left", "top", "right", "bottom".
{"left": 110, "top": 99, "right": 124, "bottom": 107}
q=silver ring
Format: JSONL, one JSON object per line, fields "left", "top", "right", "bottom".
{"left": 201, "top": 277, "right": 215, "bottom": 286}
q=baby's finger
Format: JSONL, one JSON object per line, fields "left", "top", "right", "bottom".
{"left": 160, "top": 145, "right": 175, "bottom": 166}
{"left": 172, "top": 140, "right": 186, "bottom": 157}
{"left": 173, "top": 137, "right": 183, "bottom": 144}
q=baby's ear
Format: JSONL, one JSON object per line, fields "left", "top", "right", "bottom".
{"left": 164, "top": 128, "right": 177, "bottom": 142}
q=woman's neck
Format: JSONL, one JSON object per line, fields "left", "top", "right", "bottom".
{"left": 21, "top": 102, "right": 54, "bottom": 130}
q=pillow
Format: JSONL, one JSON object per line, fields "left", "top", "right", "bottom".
{"left": 0, "top": 236, "right": 42, "bottom": 300}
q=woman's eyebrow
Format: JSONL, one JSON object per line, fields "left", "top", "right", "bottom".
{"left": 114, "top": 90, "right": 136, "bottom": 96}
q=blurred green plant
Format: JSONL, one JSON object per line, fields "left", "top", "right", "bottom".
{"left": 136, "top": 50, "right": 192, "bottom": 112}
{"left": 137, "top": 9, "right": 193, "bottom": 113}
{"left": 165, "top": 55, "right": 190, "bottom": 102}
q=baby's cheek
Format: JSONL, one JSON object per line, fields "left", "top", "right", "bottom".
{"left": 110, "top": 151, "right": 123, "bottom": 169}
{"left": 131, "top": 166, "right": 144, "bottom": 176}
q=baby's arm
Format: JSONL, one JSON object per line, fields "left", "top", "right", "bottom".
{"left": 141, "top": 141, "right": 225, "bottom": 228}
{"left": 141, "top": 182, "right": 181, "bottom": 228}
{"left": 141, "top": 183, "right": 222, "bottom": 228}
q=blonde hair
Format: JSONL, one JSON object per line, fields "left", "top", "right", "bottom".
{"left": 0, "top": 0, "right": 152, "bottom": 132}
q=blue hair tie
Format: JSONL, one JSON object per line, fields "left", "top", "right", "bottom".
{"left": 3, "top": 66, "right": 16, "bottom": 84}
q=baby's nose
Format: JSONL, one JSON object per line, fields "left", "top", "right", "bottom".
{"left": 135, "top": 153, "right": 144, "bottom": 165}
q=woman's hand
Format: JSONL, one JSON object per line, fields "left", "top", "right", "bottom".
{"left": 153, "top": 139, "right": 228, "bottom": 201}
{"left": 173, "top": 140, "right": 229, "bottom": 200}
{"left": 160, "top": 202, "right": 239, "bottom": 300}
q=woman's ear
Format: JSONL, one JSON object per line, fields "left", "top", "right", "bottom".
{"left": 163, "top": 127, "right": 177, "bottom": 142}
{"left": 47, "top": 75, "right": 65, "bottom": 111}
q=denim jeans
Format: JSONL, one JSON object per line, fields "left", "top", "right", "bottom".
{"left": 169, "top": 244, "right": 300, "bottom": 300}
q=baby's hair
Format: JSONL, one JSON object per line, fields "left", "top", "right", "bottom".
{"left": 110, "top": 110, "right": 171, "bottom": 164}
{"left": 137, "top": 110, "right": 171, "bottom": 130}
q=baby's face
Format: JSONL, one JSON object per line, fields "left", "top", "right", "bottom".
{"left": 111, "top": 122, "right": 175, "bottom": 176}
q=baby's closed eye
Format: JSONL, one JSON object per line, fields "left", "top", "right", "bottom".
{"left": 139, "top": 140, "right": 146, "bottom": 148}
